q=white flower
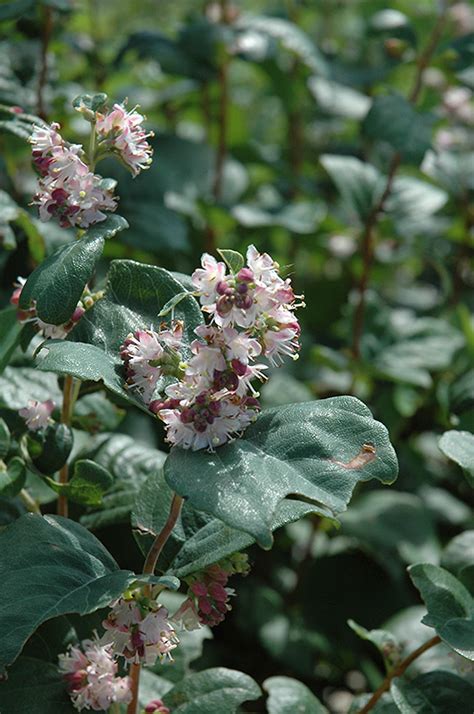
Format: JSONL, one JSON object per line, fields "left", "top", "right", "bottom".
{"left": 192, "top": 254, "right": 227, "bottom": 306}
{"left": 58, "top": 639, "right": 131, "bottom": 712}
{"left": 19, "top": 399, "right": 55, "bottom": 431}
{"left": 95, "top": 103, "right": 154, "bottom": 177}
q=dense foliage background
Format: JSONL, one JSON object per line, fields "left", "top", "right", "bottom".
{"left": 0, "top": 1, "right": 473, "bottom": 712}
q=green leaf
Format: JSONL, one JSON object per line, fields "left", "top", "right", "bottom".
{"left": 19, "top": 234, "right": 105, "bottom": 325}
{"left": 408, "top": 563, "right": 474, "bottom": 660}
{"left": 217, "top": 248, "right": 245, "bottom": 275}
{"left": 133, "top": 469, "right": 319, "bottom": 576}
{"left": 232, "top": 201, "right": 326, "bottom": 234}
{"left": 162, "top": 667, "right": 261, "bottom": 713}
{"left": 0, "top": 513, "right": 155, "bottom": 671}
{"left": 82, "top": 213, "right": 128, "bottom": 240}
{"left": 72, "top": 92, "right": 108, "bottom": 114}
{"left": 37, "top": 341, "right": 142, "bottom": 409}
{"left": 0, "top": 0, "right": 35, "bottom": 22}
{"left": 439, "top": 430, "right": 474, "bottom": 485}
{"left": 30, "top": 423, "right": 73, "bottom": 475}
{"left": 71, "top": 259, "right": 203, "bottom": 357}
{"left": 263, "top": 675, "right": 328, "bottom": 713}
{"left": 165, "top": 397, "right": 398, "bottom": 548}
{"left": 340, "top": 492, "right": 439, "bottom": 578}
{"left": 0, "top": 367, "right": 61, "bottom": 410}
{"left": 308, "top": 76, "right": 371, "bottom": 119}
{"left": 73, "top": 392, "right": 125, "bottom": 433}
{"left": 79, "top": 434, "right": 167, "bottom": 529}
{"left": 363, "top": 94, "right": 434, "bottom": 164}
{"left": 390, "top": 671, "right": 474, "bottom": 714}
{"left": 441, "top": 531, "right": 474, "bottom": 588}
{"left": 0, "top": 417, "right": 10, "bottom": 459}
{"left": 0, "top": 657, "right": 75, "bottom": 713}
{"left": 348, "top": 620, "right": 402, "bottom": 670}
{"left": 158, "top": 291, "right": 194, "bottom": 318}
{"left": 236, "top": 16, "right": 328, "bottom": 76}
{"left": 0, "top": 306, "right": 22, "bottom": 374}
{"left": 46, "top": 459, "right": 113, "bottom": 506}
{"left": 0, "top": 457, "right": 26, "bottom": 498}
{"left": 320, "top": 155, "right": 382, "bottom": 222}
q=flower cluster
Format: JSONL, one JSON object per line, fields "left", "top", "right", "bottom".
{"left": 10, "top": 278, "right": 100, "bottom": 340}
{"left": 95, "top": 103, "right": 154, "bottom": 176}
{"left": 173, "top": 554, "right": 250, "bottom": 630}
{"left": 19, "top": 399, "right": 55, "bottom": 431}
{"left": 30, "top": 122, "right": 117, "bottom": 229}
{"left": 58, "top": 638, "right": 131, "bottom": 712}
{"left": 30, "top": 100, "right": 153, "bottom": 229}
{"left": 101, "top": 594, "right": 178, "bottom": 666}
{"left": 120, "top": 246, "right": 303, "bottom": 450}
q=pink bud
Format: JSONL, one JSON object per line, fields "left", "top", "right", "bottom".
{"left": 71, "top": 306, "right": 85, "bottom": 323}
{"left": 237, "top": 267, "right": 254, "bottom": 282}
{"left": 190, "top": 581, "right": 207, "bottom": 597}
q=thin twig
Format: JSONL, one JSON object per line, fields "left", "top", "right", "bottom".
{"left": 126, "top": 493, "right": 184, "bottom": 714}
{"left": 357, "top": 635, "right": 441, "bottom": 714}
{"left": 37, "top": 6, "right": 53, "bottom": 120}
{"left": 351, "top": 10, "right": 448, "bottom": 359}
{"left": 19, "top": 488, "right": 41, "bottom": 514}
{"left": 57, "top": 375, "right": 79, "bottom": 518}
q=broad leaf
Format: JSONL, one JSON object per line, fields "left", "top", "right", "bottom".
{"left": 165, "top": 397, "right": 398, "bottom": 548}
{"left": 0, "top": 457, "right": 26, "bottom": 498}
{"left": 47, "top": 459, "right": 113, "bottom": 506}
{"left": 0, "top": 367, "right": 61, "bottom": 410}
{"left": 363, "top": 94, "right": 434, "bottom": 164}
{"left": 19, "top": 234, "right": 105, "bottom": 325}
{"left": 133, "top": 469, "right": 319, "bottom": 576}
{"left": 29, "top": 423, "right": 73, "bottom": 475}
{"left": 0, "top": 306, "right": 22, "bottom": 374}
{"left": 82, "top": 214, "right": 128, "bottom": 240}
{"left": 348, "top": 620, "right": 402, "bottom": 670}
{"left": 390, "top": 671, "right": 474, "bottom": 714}
{"left": 0, "top": 657, "right": 75, "bottom": 713}
{"left": 79, "top": 434, "right": 167, "bottom": 529}
{"left": 441, "top": 531, "right": 474, "bottom": 590}
{"left": 408, "top": 563, "right": 474, "bottom": 661}
{"left": 320, "top": 155, "right": 382, "bottom": 222}
{"left": 162, "top": 667, "right": 261, "bottom": 713}
{"left": 0, "top": 513, "right": 159, "bottom": 671}
{"left": 0, "top": 417, "right": 10, "bottom": 459}
{"left": 308, "top": 76, "right": 370, "bottom": 119}
{"left": 439, "top": 430, "right": 474, "bottom": 485}
{"left": 264, "top": 675, "right": 328, "bottom": 713}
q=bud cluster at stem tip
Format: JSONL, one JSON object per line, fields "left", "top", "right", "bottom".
{"left": 120, "top": 245, "right": 304, "bottom": 451}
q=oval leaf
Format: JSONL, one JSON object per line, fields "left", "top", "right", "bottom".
{"left": 165, "top": 397, "right": 398, "bottom": 548}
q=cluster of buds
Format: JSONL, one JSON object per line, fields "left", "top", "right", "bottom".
{"left": 58, "top": 638, "right": 131, "bottom": 712}
{"left": 29, "top": 99, "right": 152, "bottom": 229}
{"left": 173, "top": 554, "right": 250, "bottom": 630}
{"left": 101, "top": 592, "right": 178, "bottom": 666}
{"left": 120, "top": 246, "right": 303, "bottom": 451}
{"left": 19, "top": 398, "right": 55, "bottom": 431}
{"left": 10, "top": 279, "right": 101, "bottom": 340}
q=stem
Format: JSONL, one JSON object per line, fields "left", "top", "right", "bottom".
{"left": 37, "top": 6, "right": 53, "bottom": 120}
{"left": 357, "top": 635, "right": 441, "bottom": 714}
{"left": 19, "top": 489, "right": 41, "bottom": 514}
{"left": 126, "top": 663, "right": 141, "bottom": 714}
{"left": 88, "top": 122, "right": 97, "bottom": 172}
{"left": 57, "top": 375, "right": 80, "bottom": 518}
{"left": 126, "top": 493, "right": 184, "bottom": 714}
{"left": 143, "top": 493, "right": 184, "bottom": 583}
{"left": 351, "top": 9, "right": 448, "bottom": 360}
{"left": 212, "top": 0, "right": 230, "bottom": 203}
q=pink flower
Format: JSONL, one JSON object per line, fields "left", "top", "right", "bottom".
{"left": 101, "top": 597, "right": 178, "bottom": 666}
{"left": 58, "top": 639, "right": 131, "bottom": 712}
{"left": 144, "top": 700, "right": 170, "bottom": 714}
{"left": 95, "top": 103, "right": 154, "bottom": 177}
{"left": 120, "top": 323, "right": 184, "bottom": 404}
{"left": 192, "top": 254, "right": 227, "bottom": 307}
{"left": 29, "top": 122, "right": 117, "bottom": 229}
{"left": 19, "top": 399, "right": 55, "bottom": 431}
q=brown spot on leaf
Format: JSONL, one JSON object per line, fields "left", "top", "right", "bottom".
{"left": 330, "top": 443, "right": 376, "bottom": 469}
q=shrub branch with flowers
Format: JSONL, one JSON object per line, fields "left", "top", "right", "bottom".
{"left": 0, "top": 4, "right": 473, "bottom": 711}
{"left": 0, "top": 95, "right": 400, "bottom": 713}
